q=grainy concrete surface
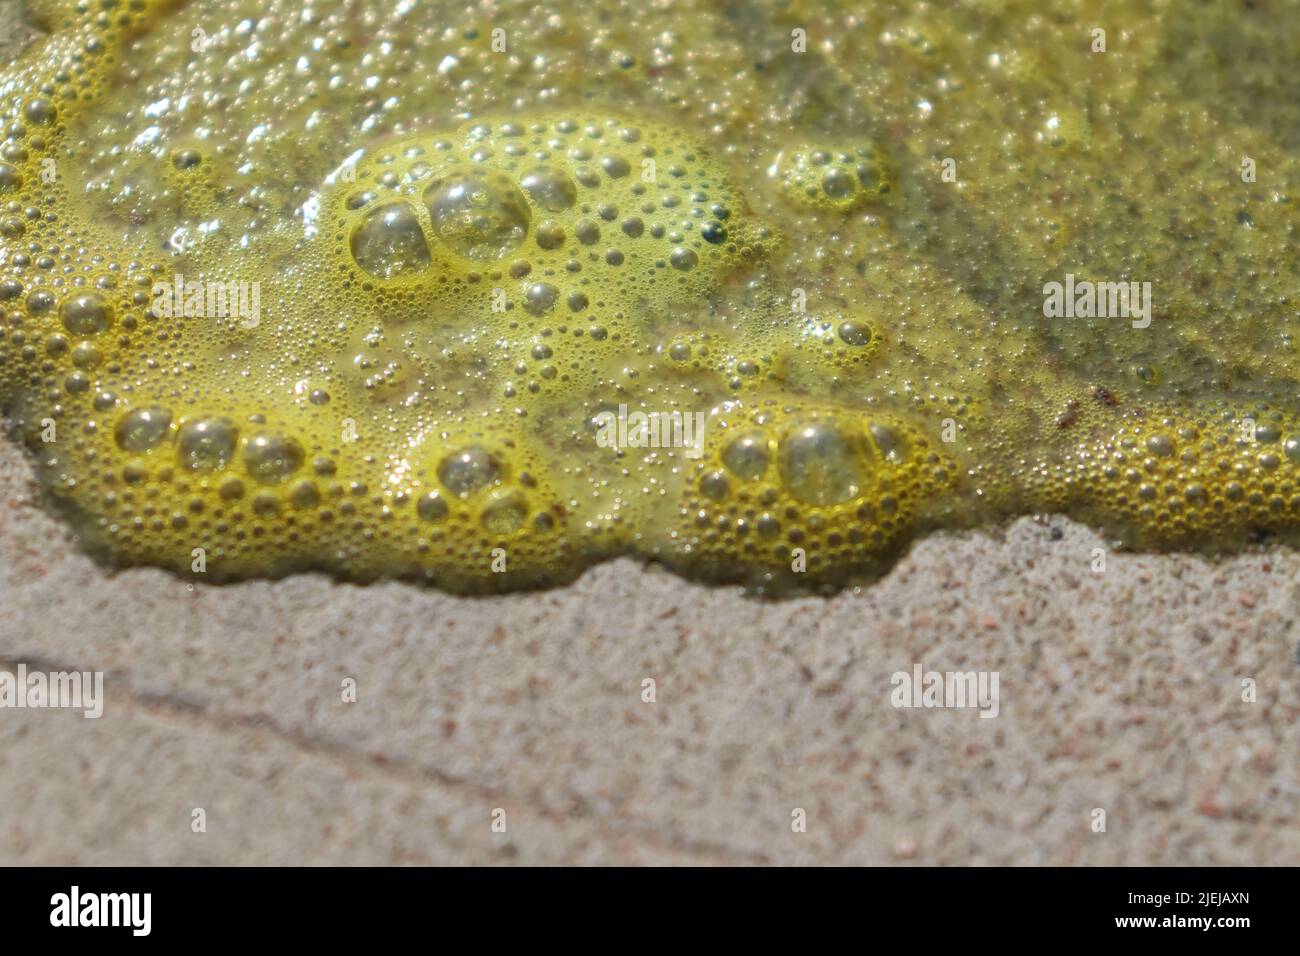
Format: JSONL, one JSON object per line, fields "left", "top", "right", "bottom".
{"left": 2, "top": 436, "right": 1297, "bottom": 865}
{"left": 0, "top": 3, "right": 1296, "bottom": 866}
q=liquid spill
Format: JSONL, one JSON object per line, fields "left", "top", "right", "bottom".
{"left": 0, "top": 0, "right": 1298, "bottom": 593}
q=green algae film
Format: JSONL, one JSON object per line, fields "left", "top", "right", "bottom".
{"left": 0, "top": 0, "right": 1298, "bottom": 593}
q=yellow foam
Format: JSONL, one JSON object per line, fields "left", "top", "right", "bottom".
{"left": 1, "top": 0, "right": 1298, "bottom": 593}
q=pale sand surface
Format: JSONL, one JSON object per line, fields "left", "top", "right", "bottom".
{"left": 2, "top": 435, "right": 1297, "bottom": 865}
{"left": 0, "top": 7, "right": 1297, "bottom": 867}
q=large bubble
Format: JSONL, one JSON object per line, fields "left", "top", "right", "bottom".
{"left": 424, "top": 169, "right": 531, "bottom": 260}
{"left": 519, "top": 165, "right": 577, "bottom": 212}
{"left": 778, "top": 423, "right": 867, "bottom": 505}
{"left": 349, "top": 202, "right": 432, "bottom": 278}
{"left": 177, "top": 418, "right": 238, "bottom": 471}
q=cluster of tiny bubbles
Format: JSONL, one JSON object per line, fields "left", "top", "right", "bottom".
{"left": 769, "top": 143, "right": 894, "bottom": 211}
{"left": 334, "top": 115, "right": 780, "bottom": 326}
{"left": 642, "top": 397, "right": 956, "bottom": 591}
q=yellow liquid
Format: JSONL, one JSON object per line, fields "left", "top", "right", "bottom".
{"left": 1, "top": 0, "right": 1298, "bottom": 593}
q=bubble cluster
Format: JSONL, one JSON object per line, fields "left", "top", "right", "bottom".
{"left": 656, "top": 401, "right": 954, "bottom": 588}
{"left": 770, "top": 143, "right": 894, "bottom": 211}
{"left": 333, "top": 115, "right": 778, "bottom": 314}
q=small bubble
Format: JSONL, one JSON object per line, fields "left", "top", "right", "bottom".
{"left": 0, "top": 162, "right": 22, "bottom": 191}
{"left": 535, "top": 220, "right": 566, "bottom": 249}
{"left": 290, "top": 481, "right": 321, "bottom": 508}
{"left": 244, "top": 433, "right": 305, "bottom": 483}
{"left": 482, "top": 490, "right": 528, "bottom": 533}
{"left": 172, "top": 149, "right": 202, "bottom": 170}
{"left": 821, "top": 167, "right": 856, "bottom": 198}
{"left": 669, "top": 247, "right": 698, "bottom": 271}
{"left": 1145, "top": 433, "right": 1175, "bottom": 457}
{"left": 23, "top": 98, "right": 55, "bottom": 124}
{"left": 71, "top": 341, "right": 101, "bottom": 368}
{"left": 524, "top": 282, "right": 558, "bottom": 315}
{"left": 439, "top": 446, "right": 501, "bottom": 496}
{"left": 417, "top": 490, "right": 449, "bottom": 522}
{"left": 600, "top": 155, "right": 631, "bottom": 178}
{"left": 700, "top": 471, "right": 730, "bottom": 499}
{"left": 60, "top": 293, "right": 112, "bottom": 335}
{"left": 838, "top": 321, "right": 872, "bottom": 346}
{"left": 700, "top": 221, "right": 727, "bottom": 244}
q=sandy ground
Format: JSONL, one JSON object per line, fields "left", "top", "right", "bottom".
{"left": 1, "top": 432, "right": 1297, "bottom": 865}
{"left": 0, "top": 7, "right": 1297, "bottom": 867}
